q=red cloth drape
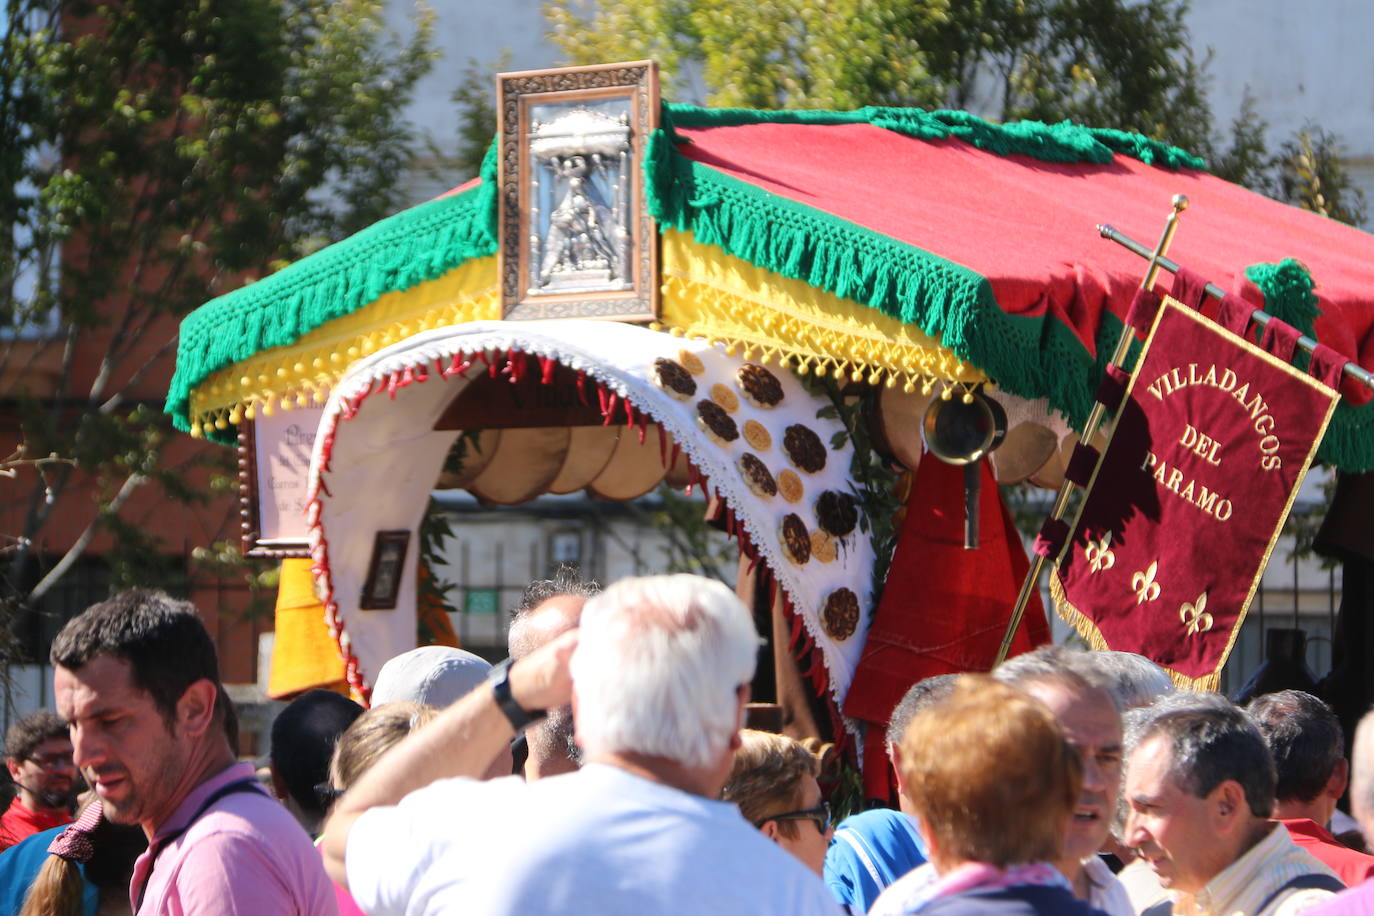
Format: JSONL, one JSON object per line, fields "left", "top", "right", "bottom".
{"left": 843, "top": 456, "right": 1049, "bottom": 801}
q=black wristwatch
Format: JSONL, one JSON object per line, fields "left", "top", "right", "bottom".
{"left": 488, "top": 658, "right": 547, "bottom": 731}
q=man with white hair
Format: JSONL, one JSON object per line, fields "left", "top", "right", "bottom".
{"left": 320, "top": 573, "right": 839, "bottom": 915}
{"left": 994, "top": 646, "right": 1133, "bottom": 916}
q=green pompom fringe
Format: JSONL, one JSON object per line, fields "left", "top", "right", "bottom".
{"left": 1247, "top": 258, "right": 1374, "bottom": 471}
{"left": 165, "top": 161, "right": 500, "bottom": 435}
{"left": 645, "top": 128, "right": 1110, "bottom": 429}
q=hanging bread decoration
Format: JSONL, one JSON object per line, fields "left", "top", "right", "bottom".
{"left": 737, "top": 452, "right": 777, "bottom": 498}
{"left": 436, "top": 428, "right": 502, "bottom": 489}
{"left": 547, "top": 425, "right": 622, "bottom": 494}
{"left": 736, "top": 363, "right": 784, "bottom": 408}
{"left": 780, "top": 513, "right": 812, "bottom": 565}
{"left": 991, "top": 421, "right": 1059, "bottom": 485}
{"left": 653, "top": 357, "right": 697, "bottom": 401}
{"left": 815, "top": 490, "right": 858, "bottom": 538}
{"left": 822, "top": 588, "right": 860, "bottom": 641}
{"left": 696, "top": 399, "right": 739, "bottom": 445}
{"left": 468, "top": 427, "right": 571, "bottom": 505}
{"left": 783, "top": 423, "right": 827, "bottom": 473}
{"left": 588, "top": 426, "right": 670, "bottom": 500}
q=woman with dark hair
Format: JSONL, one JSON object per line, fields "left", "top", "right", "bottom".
{"left": 870, "top": 676, "right": 1108, "bottom": 916}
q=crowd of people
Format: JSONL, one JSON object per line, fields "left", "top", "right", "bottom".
{"left": 1, "top": 573, "right": 1373, "bottom": 915}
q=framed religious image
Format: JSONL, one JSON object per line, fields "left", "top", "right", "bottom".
{"left": 360, "top": 530, "right": 410, "bottom": 611}
{"left": 497, "top": 61, "right": 659, "bottom": 322}
{"left": 237, "top": 407, "right": 325, "bottom": 558}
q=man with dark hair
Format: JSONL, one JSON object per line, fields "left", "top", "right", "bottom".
{"left": 822, "top": 673, "right": 955, "bottom": 911}
{"left": 270, "top": 689, "right": 364, "bottom": 836}
{"left": 1246, "top": 690, "right": 1374, "bottom": 886}
{"left": 52, "top": 589, "right": 334, "bottom": 915}
{"left": 0, "top": 711, "right": 77, "bottom": 850}
{"left": 506, "top": 566, "right": 598, "bottom": 780}
{"left": 1124, "top": 696, "right": 1342, "bottom": 916}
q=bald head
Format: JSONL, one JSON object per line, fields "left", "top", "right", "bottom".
{"left": 509, "top": 594, "right": 585, "bottom": 660}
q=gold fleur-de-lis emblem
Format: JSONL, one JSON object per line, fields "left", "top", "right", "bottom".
{"left": 1085, "top": 532, "right": 1115, "bottom": 574}
{"left": 1131, "top": 561, "right": 1161, "bottom": 605}
{"left": 1179, "top": 592, "right": 1213, "bottom": 635}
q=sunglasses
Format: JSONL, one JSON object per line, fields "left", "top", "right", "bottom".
{"left": 27, "top": 753, "right": 75, "bottom": 770}
{"left": 756, "top": 801, "right": 833, "bottom": 834}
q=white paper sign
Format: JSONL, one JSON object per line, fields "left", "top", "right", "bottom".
{"left": 252, "top": 407, "right": 325, "bottom": 546}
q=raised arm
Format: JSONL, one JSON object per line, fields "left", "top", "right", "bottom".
{"left": 320, "top": 629, "right": 577, "bottom": 886}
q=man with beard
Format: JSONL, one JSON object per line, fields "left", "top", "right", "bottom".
{"left": 0, "top": 712, "right": 77, "bottom": 850}
{"left": 995, "top": 646, "right": 1132, "bottom": 916}
{"left": 51, "top": 589, "right": 334, "bottom": 915}
{"left": 507, "top": 568, "right": 597, "bottom": 780}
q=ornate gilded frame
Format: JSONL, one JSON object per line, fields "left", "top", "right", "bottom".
{"left": 497, "top": 61, "right": 659, "bottom": 322}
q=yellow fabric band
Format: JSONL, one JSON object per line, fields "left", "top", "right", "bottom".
{"left": 657, "top": 228, "right": 985, "bottom": 391}
{"left": 185, "top": 232, "right": 987, "bottom": 433}
{"left": 186, "top": 256, "right": 500, "bottom": 434}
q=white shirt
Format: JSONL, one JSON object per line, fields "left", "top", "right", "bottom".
{"left": 1082, "top": 854, "right": 1134, "bottom": 916}
{"left": 347, "top": 762, "right": 841, "bottom": 916}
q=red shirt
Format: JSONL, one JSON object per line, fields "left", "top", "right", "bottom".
{"left": 1281, "top": 818, "right": 1374, "bottom": 887}
{"left": 0, "top": 798, "right": 72, "bottom": 851}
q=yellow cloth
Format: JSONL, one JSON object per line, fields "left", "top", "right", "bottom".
{"left": 267, "top": 558, "right": 348, "bottom": 699}
{"left": 185, "top": 234, "right": 990, "bottom": 433}
{"left": 188, "top": 255, "right": 500, "bottom": 433}
{"left": 659, "top": 228, "right": 984, "bottom": 390}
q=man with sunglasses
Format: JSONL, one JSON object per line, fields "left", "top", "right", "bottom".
{"left": 0, "top": 711, "right": 77, "bottom": 850}
{"left": 723, "top": 729, "right": 835, "bottom": 875}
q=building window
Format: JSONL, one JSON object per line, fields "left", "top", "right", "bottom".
{"left": 548, "top": 530, "right": 581, "bottom": 572}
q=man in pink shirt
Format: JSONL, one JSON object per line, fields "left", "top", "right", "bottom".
{"left": 51, "top": 589, "right": 336, "bottom": 915}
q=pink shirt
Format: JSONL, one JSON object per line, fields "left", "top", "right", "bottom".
{"left": 130, "top": 761, "right": 337, "bottom": 915}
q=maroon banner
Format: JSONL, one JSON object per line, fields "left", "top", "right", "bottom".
{"left": 1051, "top": 297, "right": 1339, "bottom": 688}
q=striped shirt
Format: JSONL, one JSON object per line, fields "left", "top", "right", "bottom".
{"left": 1172, "top": 823, "right": 1341, "bottom": 916}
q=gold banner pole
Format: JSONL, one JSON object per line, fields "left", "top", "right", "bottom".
{"left": 993, "top": 195, "right": 1189, "bottom": 667}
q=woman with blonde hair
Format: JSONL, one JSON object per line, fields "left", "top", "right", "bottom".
{"left": 320, "top": 701, "right": 438, "bottom": 916}
{"left": 870, "top": 676, "right": 1107, "bottom": 916}
{"left": 7, "top": 799, "right": 146, "bottom": 916}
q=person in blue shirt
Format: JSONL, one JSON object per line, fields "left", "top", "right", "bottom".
{"left": 825, "top": 675, "right": 957, "bottom": 911}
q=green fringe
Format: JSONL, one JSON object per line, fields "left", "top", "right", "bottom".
{"left": 164, "top": 158, "right": 500, "bottom": 435}
{"left": 664, "top": 103, "right": 1206, "bottom": 170}
{"left": 1247, "top": 258, "right": 1374, "bottom": 471}
{"left": 1246, "top": 258, "right": 1320, "bottom": 338}
{"left": 644, "top": 129, "right": 1109, "bottom": 429}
